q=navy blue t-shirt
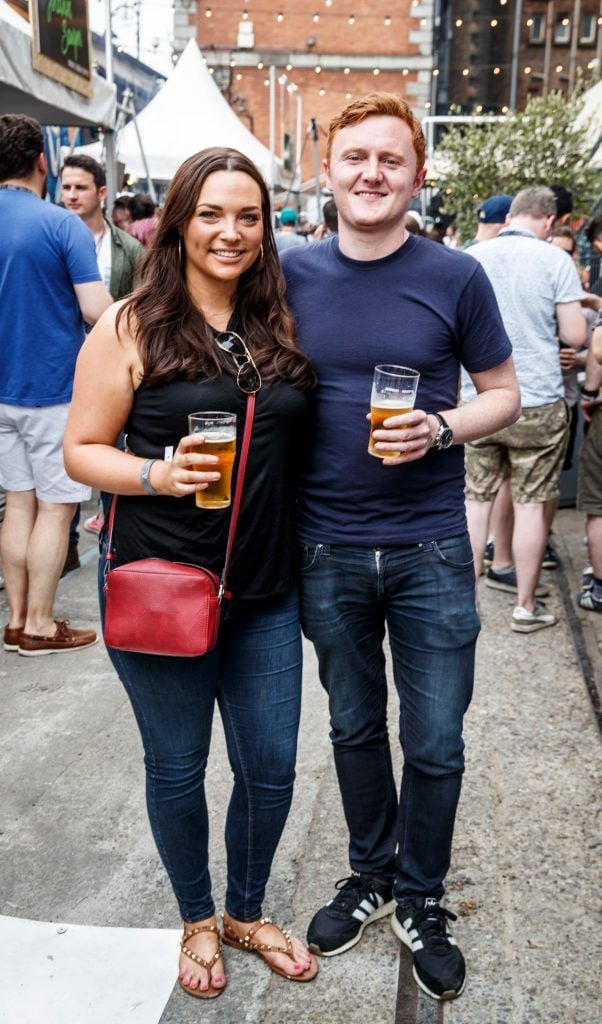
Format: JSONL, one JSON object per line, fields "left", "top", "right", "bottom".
{"left": 281, "top": 234, "right": 512, "bottom": 546}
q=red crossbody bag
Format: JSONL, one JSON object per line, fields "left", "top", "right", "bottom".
{"left": 102, "top": 394, "right": 255, "bottom": 657}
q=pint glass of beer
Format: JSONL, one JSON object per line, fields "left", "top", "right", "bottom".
{"left": 368, "top": 364, "right": 420, "bottom": 458}
{"left": 188, "top": 412, "right": 237, "bottom": 509}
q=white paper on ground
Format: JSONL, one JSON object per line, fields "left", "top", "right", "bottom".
{"left": 0, "top": 915, "right": 180, "bottom": 1024}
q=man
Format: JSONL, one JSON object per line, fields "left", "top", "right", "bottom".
{"left": 111, "top": 195, "right": 132, "bottom": 232}
{"left": 275, "top": 207, "right": 306, "bottom": 253}
{"left": 281, "top": 93, "right": 520, "bottom": 1001}
{"left": 463, "top": 187, "right": 586, "bottom": 632}
{"left": 61, "top": 156, "right": 143, "bottom": 542}
{"left": 0, "top": 115, "right": 112, "bottom": 655}
{"left": 61, "top": 155, "right": 143, "bottom": 301}
{"left": 576, "top": 316, "right": 602, "bottom": 613}
{"left": 461, "top": 193, "right": 513, "bottom": 249}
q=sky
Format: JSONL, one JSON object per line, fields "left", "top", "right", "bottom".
{"left": 89, "top": 0, "right": 176, "bottom": 77}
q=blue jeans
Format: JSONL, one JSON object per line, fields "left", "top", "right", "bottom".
{"left": 298, "top": 533, "right": 480, "bottom": 903}
{"left": 99, "top": 555, "right": 302, "bottom": 922}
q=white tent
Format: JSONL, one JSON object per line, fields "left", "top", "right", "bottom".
{"left": 78, "top": 40, "right": 279, "bottom": 184}
{"left": 0, "top": 1, "right": 115, "bottom": 129}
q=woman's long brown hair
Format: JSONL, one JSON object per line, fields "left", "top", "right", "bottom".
{"left": 117, "top": 147, "right": 315, "bottom": 390}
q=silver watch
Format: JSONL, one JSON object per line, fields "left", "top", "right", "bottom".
{"left": 140, "top": 458, "right": 158, "bottom": 495}
{"left": 432, "top": 413, "right": 454, "bottom": 451}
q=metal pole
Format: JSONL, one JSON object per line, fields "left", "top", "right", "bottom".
{"left": 310, "top": 118, "right": 321, "bottom": 219}
{"left": 103, "top": 0, "right": 118, "bottom": 212}
{"left": 568, "top": 0, "right": 582, "bottom": 93}
{"left": 127, "top": 98, "right": 157, "bottom": 204}
{"left": 295, "top": 92, "right": 303, "bottom": 187}
{"left": 509, "top": 0, "right": 524, "bottom": 111}
{"left": 269, "top": 65, "right": 277, "bottom": 204}
{"left": 542, "top": 1, "right": 554, "bottom": 98}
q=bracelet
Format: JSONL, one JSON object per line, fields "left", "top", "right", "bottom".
{"left": 581, "top": 386, "right": 600, "bottom": 399}
{"left": 140, "top": 458, "right": 158, "bottom": 496}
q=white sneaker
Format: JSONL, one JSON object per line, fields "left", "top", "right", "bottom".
{"left": 511, "top": 602, "right": 558, "bottom": 633}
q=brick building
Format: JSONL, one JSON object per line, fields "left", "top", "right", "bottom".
{"left": 433, "top": 0, "right": 601, "bottom": 115}
{"left": 173, "top": 0, "right": 435, "bottom": 181}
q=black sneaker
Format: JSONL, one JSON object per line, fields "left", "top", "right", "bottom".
{"left": 483, "top": 540, "right": 494, "bottom": 568}
{"left": 307, "top": 873, "right": 395, "bottom": 956}
{"left": 391, "top": 898, "right": 466, "bottom": 1001}
{"left": 542, "top": 540, "right": 559, "bottom": 570}
{"left": 485, "top": 566, "right": 549, "bottom": 598}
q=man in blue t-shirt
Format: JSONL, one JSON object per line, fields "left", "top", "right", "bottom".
{"left": 281, "top": 93, "right": 520, "bottom": 1002}
{"left": 0, "top": 115, "right": 112, "bottom": 657}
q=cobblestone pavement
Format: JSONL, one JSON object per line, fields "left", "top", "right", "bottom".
{"left": 0, "top": 505, "right": 600, "bottom": 1023}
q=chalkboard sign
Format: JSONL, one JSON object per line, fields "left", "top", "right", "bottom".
{"left": 31, "top": 0, "right": 93, "bottom": 98}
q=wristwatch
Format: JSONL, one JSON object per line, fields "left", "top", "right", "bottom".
{"left": 431, "top": 413, "right": 454, "bottom": 451}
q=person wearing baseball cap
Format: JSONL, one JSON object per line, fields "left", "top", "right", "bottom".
{"left": 462, "top": 193, "right": 513, "bottom": 249}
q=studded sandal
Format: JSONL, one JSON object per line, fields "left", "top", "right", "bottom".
{"left": 179, "top": 922, "right": 226, "bottom": 999}
{"left": 221, "top": 915, "right": 318, "bottom": 982}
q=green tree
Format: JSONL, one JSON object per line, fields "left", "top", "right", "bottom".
{"left": 433, "top": 91, "right": 600, "bottom": 243}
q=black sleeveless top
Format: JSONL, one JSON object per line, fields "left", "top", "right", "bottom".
{"left": 113, "top": 374, "right": 311, "bottom": 604}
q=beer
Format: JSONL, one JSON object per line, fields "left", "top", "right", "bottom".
{"left": 368, "top": 401, "right": 412, "bottom": 458}
{"left": 368, "top": 364, "right": 420, "bottom": 459}
{"left": 191, "top": 430, "right": 237, "bottom": 509}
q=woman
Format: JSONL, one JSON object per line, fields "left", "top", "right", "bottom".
{"left": 64, "top": 148, "right": 317, "bottom": 998}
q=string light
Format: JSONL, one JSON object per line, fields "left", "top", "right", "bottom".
{"left": 208, "top": 67, "right": 214, "bottom": 74}
{"left": 556, "top": 64, "right": 563, "bottom": 72}
{"left": 561, "top": 17, "right": 569, "bottom": 25}
{"left": 475, "top": 104, "right": 483, "bottom": 112}
{"left": 348, "top": 15, "right": 355, "bottom": 25}
{"left": 286, "top": 64, "right": 292, "bottom": 71}
{"left": 242, "top": 10, "right": 248, "bottom": 20}
{"left": 257, "top": 61, "right": 264, "bottom": 69}
{"left": 493, "top": 66, "right": 501, "bottom": 75}
{"left": 524, "top": 66, "right": 531, "bottom": 74}
{"left": 276, "top": 11, "right": 283, "bottom": 22}
{"left": 205, "top": 7, "right": 212, "bottom": 17}
{"left": 455, "top": 19, "right": 463, "bottom": 27}
{"left": 462, "top": 68, "right": 470, "bottom": 76}
{"left": 230, "top": 59, "right": 236, "bottom": 67}
{"left": 325, "top": 0, "right": 332, "bottom": 6}
{"left": 402, "top": 68, "right": 409, "bottom": 76}
{"left": 264, "top": 79, "right": 269, "bottom": 86}
{"left": 373, "top": 68, "right": 380, "bottom": 75}
{"left": 313, "top": 12, "right": 320, "bottom": 22}
{"left": 384, "top": 15, "right": 391, "bottom": 26}
{"left": 432, "top": 68, "right": 439, "bottom": 77}
{"left": 425, "top": 101, "right": 431, "bottom": 109}
{"left": 491, "top": 19, "right": 498, "bottom": 27}
{"left": 526, "top": 18, "right": 533, "bottom": 26}
{"left": 315, "top": 65, "right": 322, "bottom": 73}
{"left": 319, "top": 88, "right": 326, "bottom": 95}
{"left": 345, "top": 92, "right": 352, "bottom": 99}
{"left": 501, "top": 105, "right": 508, "bottom": 113}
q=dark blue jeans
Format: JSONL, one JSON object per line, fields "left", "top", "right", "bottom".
{"left": 298, "top": 533, "right": 480, "bottom": 903}
{"left": 99, "top": 557, "right": 302, "bottom": 923}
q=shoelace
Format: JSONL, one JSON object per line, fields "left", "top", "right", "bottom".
{"left": 328, "top": 875, "right": 366, "bottom": 916}
{"left": 410, "top": 905, "right": 458, "bottom": 954}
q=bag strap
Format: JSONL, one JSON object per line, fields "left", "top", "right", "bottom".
{"left": 104, "top": 393, "right": 256, "bottom": 602}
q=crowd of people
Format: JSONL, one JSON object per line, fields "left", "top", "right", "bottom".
{"left": 1, "top": 95, "right": 601, "bottom": 1008}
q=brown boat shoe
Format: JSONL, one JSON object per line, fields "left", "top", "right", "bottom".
{"left": 3, "top": 626, "right": 24, "bottom": 652}
{"left": 18, "top": 620, "right": 98, "bottom": 657}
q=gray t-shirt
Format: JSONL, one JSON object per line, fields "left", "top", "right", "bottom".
{"left": 275, "top": 231, "right": 307, "bottom": 253}
{"left": 461, "top": 228, "right": 583, "bottom": 407}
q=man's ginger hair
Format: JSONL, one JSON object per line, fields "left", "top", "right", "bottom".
{"left": 326, "top": 93, "right": 426, "bottom": 171}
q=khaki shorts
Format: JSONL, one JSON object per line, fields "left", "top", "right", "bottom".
{"left": 577, "top": 405, "right": 602, "bottom": 516}
{"left": 465, "top": 399, "right": 570, "bottom": 504}
{"left": 0, "top": 402, "right": 91, "bottom": 503}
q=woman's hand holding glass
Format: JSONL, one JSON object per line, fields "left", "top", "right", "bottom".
{"left": 151, "top": 434, "right": 222, "bottom": 497}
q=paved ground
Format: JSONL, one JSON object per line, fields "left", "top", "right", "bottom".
{"left": 0, "top": 502, "right": 600, "bottom": 1023}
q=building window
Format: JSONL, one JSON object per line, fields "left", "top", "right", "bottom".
{"left": 554, "top": 15, "right": 571, "bottom": 45}
{"left": 529, "top": 13, "right": 546, "bottom": 44}
{"left": 579, "top": 13, "right": 597, "bottom": 45}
